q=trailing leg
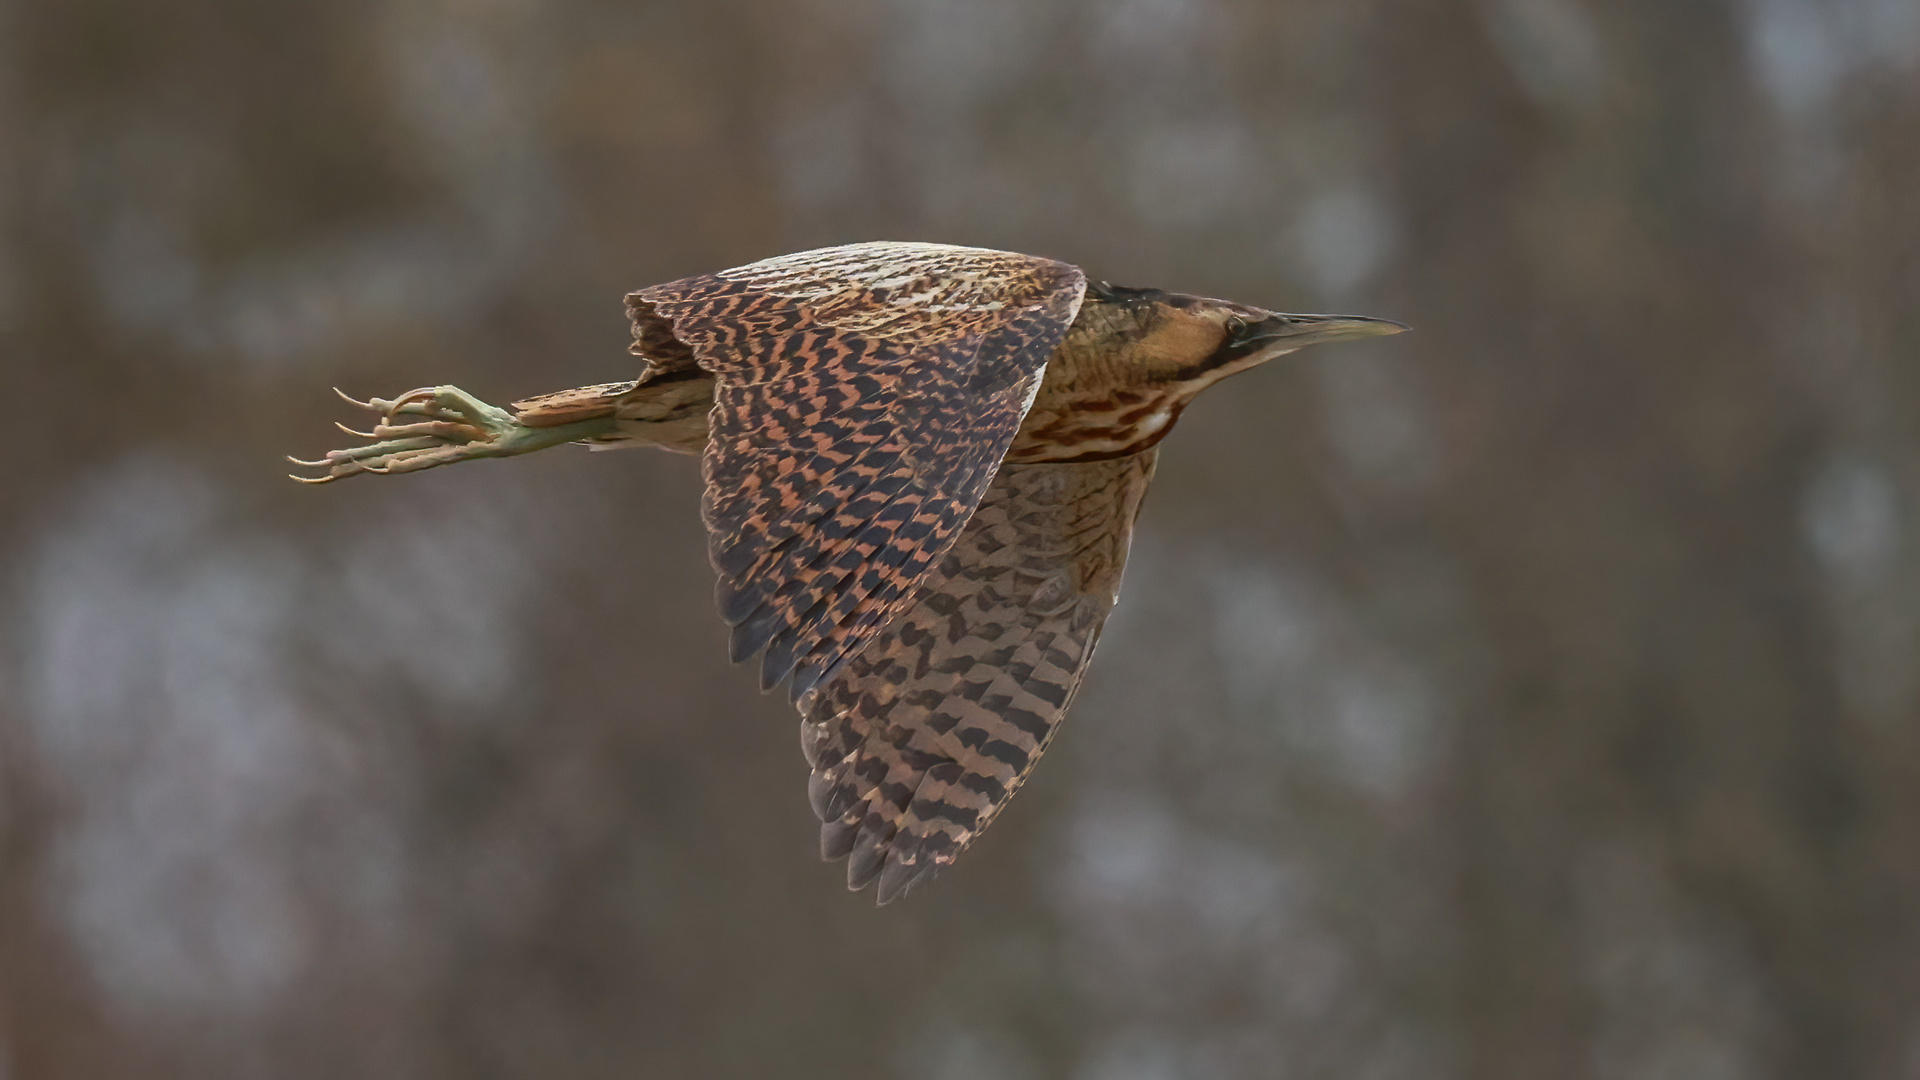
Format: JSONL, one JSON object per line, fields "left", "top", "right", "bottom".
{"left": 288, "top": 385, "right": 621, "bottom": 484}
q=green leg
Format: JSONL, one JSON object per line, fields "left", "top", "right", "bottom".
{"left": 288, "top": 385, "right": 621, "bottom": 484}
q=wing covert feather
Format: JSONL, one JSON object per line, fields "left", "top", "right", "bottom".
{"left": 799, "top": 451, "right": 1158, "bottom": 903}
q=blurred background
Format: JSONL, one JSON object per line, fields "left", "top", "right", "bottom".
{"left": 3, "top": 0, "right": 1917, "bottom": 1077}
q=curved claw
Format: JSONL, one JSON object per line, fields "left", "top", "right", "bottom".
{"left": 286, "top": 454, "right": 332, "bottom": 468}
{"left": 333, "top": 387, "right": 377, "bottom": 410}
{"left": 384, "top": 387, "right": 441, "bottom": 425}
{"left": 335, "top": 421, "right": 380, "bottom": 439}
{"left": 288, "top": 472, "right": 337, "bottom": 485}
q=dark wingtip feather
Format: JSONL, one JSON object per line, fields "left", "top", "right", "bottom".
{"left": 716, "top": 576, "right": 768, "bottom": 627}
{"left": 729, "top": 600, "right": 794, "bottom": 667}
{"left": 820, "top": 817, "right": 859, "bottom": 860}
{"left": 758, "top": 623, "right": 808, "bottom": 692}
{"left": 727, "top": 621, "right": 765, "bottom": 665}
{"left": 788, "top": 659, "right": 828, "bottom": 706}
{"left": 711, "top": 536, "right": 760, "bottom": 580}
{"left": 846, "top": 840, "right": 886, "bottom": 890}
{"left": 806, "top": 766, "right": 840, "bottom": 820}
{"left": 875, "top": 856, "right": 932, "bottom": 905}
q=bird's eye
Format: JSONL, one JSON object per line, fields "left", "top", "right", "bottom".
{"left": 1225, "top": 316, "right": 1247, "bottom": 337}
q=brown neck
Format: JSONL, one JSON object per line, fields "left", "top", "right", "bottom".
{"left": 1006, "top": 365, "right": 1194, "bottom": 463}
{"left": 1001, "top": 298, "right": 1215, "bottom": 463}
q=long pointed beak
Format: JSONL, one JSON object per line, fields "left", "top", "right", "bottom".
{"left": 1232, "top": 312, "right": 1409, "bottom": 352}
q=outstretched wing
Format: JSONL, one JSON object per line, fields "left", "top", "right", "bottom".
{"left": 631, "top": 242, "right": 1087, "bottom": 701}
{"left": 800, "top": 452, "right": 1158, "bottom": 903}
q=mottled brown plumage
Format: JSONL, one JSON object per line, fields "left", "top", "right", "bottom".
{"left": 802, "top": 452, "right": 1156, "bottom": 901}
{"left": 290, "top": 241, "right": 1404, "bottom": 903}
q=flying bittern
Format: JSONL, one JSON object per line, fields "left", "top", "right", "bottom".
{"left": 292, "top": 242, "right": 1405, "bottom": 903}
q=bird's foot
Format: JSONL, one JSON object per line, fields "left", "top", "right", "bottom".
{"left": 289, "top": 385, "right": 542, "bottom": 483}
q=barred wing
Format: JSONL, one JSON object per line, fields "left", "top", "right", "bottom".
{"left": 631, "top": 243, "right": 1086, "bottom": 701}
{"left": 800, "top": 451, "right": 1158, "bottom": 903}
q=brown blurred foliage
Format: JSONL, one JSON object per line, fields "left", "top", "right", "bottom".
{"left": 2, "top": 0, "right": 1917, "bottom": 1077}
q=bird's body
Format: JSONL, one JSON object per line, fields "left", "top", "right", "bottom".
{"left": 294, "top": 241, "right": 1403, "bottom": 903}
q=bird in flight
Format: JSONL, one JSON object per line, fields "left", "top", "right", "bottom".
{"left": 292, "top": 242, "right": 1404, "bottom": 903}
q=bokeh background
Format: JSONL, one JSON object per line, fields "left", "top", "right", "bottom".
{"left": 3, "top": 0, "right": 1918, "bottom": 1077}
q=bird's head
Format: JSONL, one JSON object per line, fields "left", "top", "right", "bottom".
{"left": 1078, "top": 281, "right": 1406, "bottom": 398}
